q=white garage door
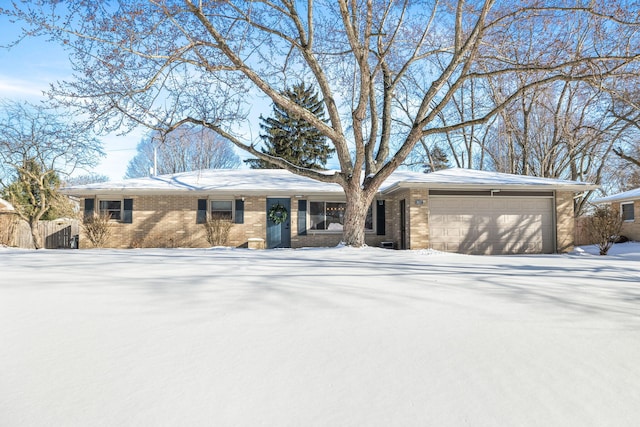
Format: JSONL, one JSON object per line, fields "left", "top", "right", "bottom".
{"left": 429, "top": 196, "right": 554, "bottom": 255}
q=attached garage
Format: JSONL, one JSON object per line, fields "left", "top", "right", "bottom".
{"left": 428, "top": 191, "right": 554, "bottom": 255}
{"left": 381, "top": 169, "right": 598, "bottom": 255}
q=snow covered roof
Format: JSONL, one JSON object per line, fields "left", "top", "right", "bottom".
{"left": 380, "top": 168, "right": 597, "bottom": 192}
{"left": 592, "top": 187, "right": 640, "bottom": 204}
{"left": 0, "top": 198, "right": 15, "bottom": 212}
{"left": 61, "top": 168, "right": 597, "bottom": 197}
{"left": 62, "top": 169, "right": 343, "bottom": 196}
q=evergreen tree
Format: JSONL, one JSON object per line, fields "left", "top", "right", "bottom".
{"left": 246, "top": 83, "right": 334, "bottom": 169}
{"left": 423, "top": 146, "right": 450, "bottom": 173}
{"left": 2, "top": 159, "right": 75, "bottom": 248}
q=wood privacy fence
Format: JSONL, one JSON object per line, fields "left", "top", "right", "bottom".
{"left": 574, "top": 216, "right": 595, "bottom": 246}
{"left": 0, "top": 214, "right": 79, "bottom": 249}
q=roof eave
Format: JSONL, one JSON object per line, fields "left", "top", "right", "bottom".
{"left": 593, "top": 196, "right": 638, "bottom": 204}
{"left": 60, "top": 188, "right": 347, "bottom": 198}
{"left": 381, "top": 181, "right": 599, "bottom": 194}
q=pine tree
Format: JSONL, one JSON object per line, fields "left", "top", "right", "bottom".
{"left": 246, "top": 83, "right": 334, "bottom": 169}
{"left": 423, "top": 146, "right": 450, "bottom": 173}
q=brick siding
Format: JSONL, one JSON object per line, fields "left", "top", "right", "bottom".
{"left": 613, "top": 200, "right": 640, "bottom": 241}
{"left": 80, "top": 195, "right": 395, "bottom": 249}
{"left": 555, "top": 191, "right": 575, "bottom": 253}
{"left": 78, "top": 190, "right": 581, "bottom": 252}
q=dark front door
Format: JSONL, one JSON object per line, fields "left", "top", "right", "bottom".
{"left": 400, "top": 199, "right": 407, "bottom": 250}
{"left": 266, "top": 198, "right": 291, "bottom": 248}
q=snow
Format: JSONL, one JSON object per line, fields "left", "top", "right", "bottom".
{"left": 61, "top": 167, "right": 597, "bottom": 196}
{"left": 593, "top": 187, "right": 640, "bottom": 204}
{"left": 0, "top": 197, "right": 15, "bottom": 211}
{"left": 61, "top": 168, "right": 344, "bottom": 194}
{"left": 1, "top": 243, "right": 639, "bottom": 426}
{"left": 384, "top": 168, "right": 596, "bottom": 189}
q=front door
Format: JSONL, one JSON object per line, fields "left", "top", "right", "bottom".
{"left": 266, "top": 198, "right": 291, "bottom": 249}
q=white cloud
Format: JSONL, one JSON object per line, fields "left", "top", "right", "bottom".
{"left": 0, "top": 75, "right": 48, "bottom": 99}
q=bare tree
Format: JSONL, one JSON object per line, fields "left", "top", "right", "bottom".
{"left": 4, "top": 1, "right": 639, "bottom": 246}
{"left": 0, "top": 100, "right": 103, "bottom": 249}
{"left": 126, "top": 124, "right": 241, "bottom": 178}
{"left": 482, "top": 80, "right": 629, "bottom": 215}
{"left": 606, "top": 82, "right": 640, "bottom": 168}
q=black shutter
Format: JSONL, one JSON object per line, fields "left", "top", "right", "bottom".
{"left": 84, "top": 198, "right": 95, "bottom": 220}
{"left": 376, "top": 200, "right": 386, "bottom": 235}
{"left": 298, "top": 200, "right": 307, "bottom": 236}
{"left": 235, "top": 199, "right": 245, "bottom": 224}
{"left": 123, "top": 199, "right": 133, "bottom": 224}
{"left": 197, "top": 199, "right": 207, "bottom": 224}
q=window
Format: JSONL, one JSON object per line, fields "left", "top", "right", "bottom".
{"left": 211, "top": 200, "right": 233, "bottom": 221}
{"left": 621, "top": 202, "right": 635, "bottom": 222}
{"left": 99, "top": 200, "right": 122, "bottom": 220}
{"left": 309, "top": 201, "right": 373, "bottom": 231}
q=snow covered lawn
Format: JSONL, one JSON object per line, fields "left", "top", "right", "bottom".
{"left": 1, "top": 243, "right": 639, "bottom": 426}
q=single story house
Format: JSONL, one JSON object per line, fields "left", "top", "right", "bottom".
{"left": 593, "top": 188, "right": 640, "bottom": 241}
{"left": 61, "top": 168, "right": 597, "bottom": 254}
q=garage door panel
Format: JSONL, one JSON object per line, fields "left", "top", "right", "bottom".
{"left": 429, "top": 197, "right": 554, "bottom": 255}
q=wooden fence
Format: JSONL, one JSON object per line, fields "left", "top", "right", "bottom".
{"left": 0, "top": 214, "right": 79, "bottom": 249}
{"left": 574, "top": 216, "right": 595, "bottom": 246}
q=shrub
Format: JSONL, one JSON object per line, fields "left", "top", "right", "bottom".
{"left": 82, "top": 213, "right": 112, "bottom": 248}
{"left": 204, "top": 216, "right": 233, "bottom": 246}
{"left": 587, "top": 205, "right": 623, "bottom": 255}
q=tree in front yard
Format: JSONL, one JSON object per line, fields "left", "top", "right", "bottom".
{"left": 587, "top": 205, "right": 623, "bottom": 256}
{"left": 0, "top": 101, "right": 103, "bottom": 249}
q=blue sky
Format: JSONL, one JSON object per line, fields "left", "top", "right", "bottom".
{"left": 0, "top": 11, "right": 339, "bottom": 180}
{"left": 0, "top": 14, "right": 159, "bottom": 180}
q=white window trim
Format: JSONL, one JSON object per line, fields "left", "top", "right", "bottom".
{"left": 209, "top": 199, "right": 235, "bottom": 222}
{"left": 97, "top": 198, "right": 123, "bottom": 222}
{"left": 621, "top": 202, "right": 635, "bottom": 222}
{"left": 307, "top": 199, "right": 375, "bottom": 233}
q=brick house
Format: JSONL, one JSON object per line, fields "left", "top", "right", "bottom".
{"left": 593, "top": 188, "right": 640, "bottom": 241}
{"left": 61, "top": 168, "right": 596, "bottom": 254}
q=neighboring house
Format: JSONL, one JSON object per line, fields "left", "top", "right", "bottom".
{"left": 0, "top": 198, "right": 15, "bottom": 212}
{"left": 61, "top": 168, "right": 596, "bottom": 254}
{"left": 593, "top": 188, "right": 640, "bottom": 241}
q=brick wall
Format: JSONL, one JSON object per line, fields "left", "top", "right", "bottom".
{"left": 555, "top": 191, "right": 575, "bottom": 253}
{"left": 78, "top": 190, "right": 581, "bottom": 252}
{"left": 79, "top": 195, "right": 395, "bottom": 249}
{"left": 383, "top": 189, "right": 430, "bottom": 250}
{"left": 614, "top": 201, "right": 640, "bottom": 241}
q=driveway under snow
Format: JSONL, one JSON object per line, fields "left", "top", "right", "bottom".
{"left": 1, "top": 244, "right": 639, "bottom": 426}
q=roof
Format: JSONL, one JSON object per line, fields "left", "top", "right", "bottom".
{"left": 0, "top": 198, "right": 15, "bottom": 212}
{"left": 379, "top": 169, "right": 597, "bottom": 192}
{"left": 61, "top": 168, "right": 597, "bottom": 197}
{"left": 592, "top": 187, "right": 640, "bottom": 204}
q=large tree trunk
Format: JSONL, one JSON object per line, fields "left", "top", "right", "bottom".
{"left": 29, "top": 220, "right": 43, "bottom": 249}
{"left": 342, "top": 185, "right": 376, "bottom": 247}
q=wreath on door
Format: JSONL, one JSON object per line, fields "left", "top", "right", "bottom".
{"left": 268, "top": 203, "right": 288, "bottom": 225}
